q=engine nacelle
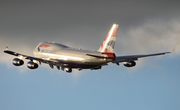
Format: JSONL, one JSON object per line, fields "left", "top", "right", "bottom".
{"left": 12, "top": 58, "right": 24, "bottom": 66}
{"left": 27, "top": 61, "right": 38, "bottom": 69}
{"left": 123, "top": 61, "right": 136, "bottom": 67}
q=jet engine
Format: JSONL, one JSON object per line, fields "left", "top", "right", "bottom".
{"left": 123, "top": 61, "right": 136, "bottom": 67}
{"left": 27, "top": 61, "right": 38, "bottom": 69}
{"left": 12, "top": 58, "right": 24, "bottom": 66}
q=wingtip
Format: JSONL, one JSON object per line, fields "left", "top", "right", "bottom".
{"left": 4, "top": 45, "right": 8, "bottom": 51}
{"left": 170, "top": 48, "right": 176, "bottom": 53}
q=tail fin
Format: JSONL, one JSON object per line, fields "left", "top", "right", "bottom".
{"left": 98, "top": 24, "right": 119, "bottom": 53}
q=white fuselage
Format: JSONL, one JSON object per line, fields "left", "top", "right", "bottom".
{"left": 33, "top": 42, "right": 112, "bottom": 69}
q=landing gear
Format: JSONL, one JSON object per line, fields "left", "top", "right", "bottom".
{"left": 78, "top": 68, "right": 82, "bottom": 71}
{"left": 56, "top": 65, "right": 72, "bottom": 73}
{"left": 61, "top": 67, "right": 64, "bottom": 71}
{"left": 56, "top": 66, "right": 60, "bottom": 70}
{"left": 65, "top": 68, "right": 72, "bottom": 73}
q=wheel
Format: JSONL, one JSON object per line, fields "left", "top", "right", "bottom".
{"left": 65, "top": 68, "right": 72, "bottom": 73}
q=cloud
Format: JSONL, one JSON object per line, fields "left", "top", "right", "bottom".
{"left": 115, "top": 18, "right": 180, "bottom": 56}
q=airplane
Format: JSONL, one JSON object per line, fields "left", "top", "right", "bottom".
{"left": 3, "top": 24, "right": 175, "bottom": 73}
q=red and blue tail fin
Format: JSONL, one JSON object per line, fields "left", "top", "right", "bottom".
{"left": 98, "top": 24, "right": 119, "bottom": 53}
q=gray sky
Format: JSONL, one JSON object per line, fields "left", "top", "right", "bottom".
{"left": 0, "top": 0, "right": 180, "bottom": 60}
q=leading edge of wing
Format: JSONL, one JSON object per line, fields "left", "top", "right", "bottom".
{"left": 112, "top": 48, "right": 175, "bottom": 63}
{"left": 3, "top": 45, "right": 56, "bottom": 64}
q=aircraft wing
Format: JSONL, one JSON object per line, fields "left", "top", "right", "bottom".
{"left": 3, "top": 45, "right": 57, "bottom": 65}
{"left": 112, "top": 48, "right": 175, "bottom": 63}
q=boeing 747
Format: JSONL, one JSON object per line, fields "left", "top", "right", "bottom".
{"left": 4, "top": 24, "right": 174, "bottom": 73}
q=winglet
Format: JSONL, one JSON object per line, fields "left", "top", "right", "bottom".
{"left": 4, "top": 45, "right": 8, "bottom": 51}
{"left": 170, "top": 48, "right": 176, "bottom": 53}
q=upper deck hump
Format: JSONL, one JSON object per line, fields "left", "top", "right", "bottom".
{"left": 40, "top": 42, "right": 69, "bottom": 49}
